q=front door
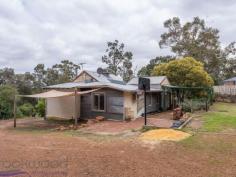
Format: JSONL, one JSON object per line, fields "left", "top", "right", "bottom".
{"left": 80, "top": 94, "right": 92, "bottom": 119}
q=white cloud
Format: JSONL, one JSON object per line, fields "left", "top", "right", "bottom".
{"left": 0, "top": 0, "right": 235, "bottom": 73}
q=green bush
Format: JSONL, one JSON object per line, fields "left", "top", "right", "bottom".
{"left": 0, "top": 85, "right": 18, "bottom": 119}
{"left": 16, "top": 108, "right": 24, "bottom": 118}
{"left": 18, "top": 103, "right": 35, "bottom": 117}
{"left": 181, "top": 99, "right": 207, "bottom": 112}
{"left": 35, "top": 99, "right": 45, "bottom": 117}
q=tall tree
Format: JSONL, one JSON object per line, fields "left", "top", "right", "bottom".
{"left": 15, "top": 72, "right": 34, "bottom": 95}
{"left": 0, "top": 68, "right": 15, "bottom": 85}
{"left": 222, "top": 42, "right": 236, "bottom": 79}
{"left": 102, "top": 40, "right": 133, "bottom": 82}
{"left": 52, "top": 60, "right": 80, "bottom": 83}
{"left": 33, "top": 64, "right": 47, "bottom": 89}
{"left": 138, "top": 56, "right": 174, "bottom": 76}
{"left": 45, "top": 68, "right": 60, "bottom": 85}
{"left": 158, "top": 17, "right": 234, "bottom": 83}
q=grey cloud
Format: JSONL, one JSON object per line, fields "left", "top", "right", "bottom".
{"left": 0, "top": 0, "right": 235, "bottom": 73}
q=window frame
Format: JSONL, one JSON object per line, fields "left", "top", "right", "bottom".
{"left": 92, "top": 92, "right": 106, "bottom": 112}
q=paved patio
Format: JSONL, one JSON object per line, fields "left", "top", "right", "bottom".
{"left": 80, "top": 111, "right": 175, "bottom": 134}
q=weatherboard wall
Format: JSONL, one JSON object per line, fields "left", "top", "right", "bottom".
{"left": 80, "top": 88, "right": 124, "bottom": 120}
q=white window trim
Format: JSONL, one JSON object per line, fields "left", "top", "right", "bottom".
{"left": 92, "top": 92, "right": 106, "bottom": 112}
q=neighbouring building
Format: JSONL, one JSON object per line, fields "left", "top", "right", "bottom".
{"left": 224, "top": 77, "right": 236, "bottom": 86}
{"left": 44, "top": 69, "right": 171, "bottom": 121}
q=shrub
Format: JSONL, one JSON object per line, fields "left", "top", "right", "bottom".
{"left": 0, "top": 85, "right": 18, "bottom": 119}
{"left": 181, "top": 99, "right": 207, "bottom": 112}
{"left": 18, "top": 103, "right": 35, "bottom": 117}
{"left": 152, "top": 57, "right": 214, "bottom": 87}
{"left": 35, "top": 99, "right": 45, "bottom": 117}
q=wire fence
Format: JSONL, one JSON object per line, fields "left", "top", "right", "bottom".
{"left": 213, "top": 86, "right": 236, "bottom": 96}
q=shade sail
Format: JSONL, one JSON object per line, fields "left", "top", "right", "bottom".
{"left": 77, "top": 88, "right": 101, "bottom": 95}
{"left": 18, "top": 88, "right": 102, "bottom": 98}
{"left": 19, "top": 90, "right": 74, "bottom": 98}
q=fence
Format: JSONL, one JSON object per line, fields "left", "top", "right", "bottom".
{"left": 213, "top": 86, "right": 236, "bottom": 103}
{"left": 213, "top": 86, "right": 236, "bottom": 95}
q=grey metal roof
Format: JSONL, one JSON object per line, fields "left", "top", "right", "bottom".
{"left": 77, "top": 70, "right": 124, "bottom": 84}
{"left": 224, "top": 77, "right": 236, "bottom": 82}
{"left": 46, "top": 70, "right": 163, "bottom": 92}
{"left": 127, "top": 76, "right": 167, "bottom": 85}
{"left": 46, "top": 82, "right": 137, "bottom": 92}
{"left": 46, "top": 82, "right": 105, "bottom": 89}
{"left": 46, "top": 81, "right": 162, "bottom": 92}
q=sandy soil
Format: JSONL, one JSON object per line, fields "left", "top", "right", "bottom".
{"left": 0, "top": 119, "right": 235, "bottom": 177}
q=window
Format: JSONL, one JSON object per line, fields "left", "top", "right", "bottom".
{"left": 93, "top": 93, "right": 105, "bottom": 111}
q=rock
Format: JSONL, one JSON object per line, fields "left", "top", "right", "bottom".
{"left": 80, "top": 123, "right": 88, "bottom": 127}
{"left": 69, "top": 124, "right": 74, "bottom": 129}
{"left": 87, "top": 119, "right": 96, "bottom": 124}
{"left": 59, "top": 126, "right": 67, "bottom": 131}
{"left": 95, "top": 116, "right": 105, "bottom": 121}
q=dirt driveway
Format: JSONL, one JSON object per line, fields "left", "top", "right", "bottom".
{"left": 0, "top": 118, "right": 235, "bottom": 177}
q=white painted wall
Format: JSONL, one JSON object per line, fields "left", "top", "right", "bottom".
{"left": 46, "top": 96, "right": 80, "bottom": 119}
{"left": 123, "top": 92, "right": 138, "bottom": 120}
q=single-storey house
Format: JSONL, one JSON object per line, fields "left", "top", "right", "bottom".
{"left": 224, "top": 77, "right": 236, "bottom": 86}
{"left": 44, "top": 70, "right": 171, "bottom": 121}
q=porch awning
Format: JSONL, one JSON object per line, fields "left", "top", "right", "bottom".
{"left": 19, "top": 88, "right": 101, "bottom": 98}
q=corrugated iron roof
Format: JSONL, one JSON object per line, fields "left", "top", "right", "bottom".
{"left": 127, "top": 76, "right": 167, "bottom": 85}
{"left": 224, "top": 77, "right": 236, "bottom": 82}
{"left": 46, "top": 70, "right": 163, "bottom": 92}
{"left": 76, "top": 70, "right": 124, "bottom": 84}
{"left": 46, "top": 82, "right": 104, "bottom": 89}
{"left": 46, "top": 81, "right": 162, "bottom": 92}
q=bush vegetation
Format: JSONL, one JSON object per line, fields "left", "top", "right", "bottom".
{"left": 0, "top": 85, "right": 46, "bottom": 119}
{"left": 35, "top": 99, "right": 45, "bottom": 117}
{"left": 0, "top": 85, "right": 18, "bottom": 119}
{"left": 18, "top": 103, "right": 35, "bottom": 117}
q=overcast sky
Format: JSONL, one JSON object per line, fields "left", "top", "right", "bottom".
{"left": 0, "top": 0, "right": 236, "bottom": 73}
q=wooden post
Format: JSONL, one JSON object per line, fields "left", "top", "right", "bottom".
{"left": 44, "top": 98, "right": 47, "bottom": 120}
{"left": 190, "top": 99, "right": 193, "bottom": 113}
{"left": 205, "top": 99, "right": 208, "bottom": 112}
{"left": 144, "top": 89, "right": 147, "bottom": 126}
{"left": 74, "top": 89, "right": 78, "bottom": 126}
{"left": 13, "top": 95, "right": 17, "bottom": 128}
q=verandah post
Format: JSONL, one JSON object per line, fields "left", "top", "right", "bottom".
{"left": 144, "top": 88, "right": 147, "bottom": 126}
{"left": 44, "top": 98, "right": 47, "bottom": 120}
{"left": 13, "top": 95, "right": 17, "bottom": 128}
{"left": 74, "top": 88, "right": 78, "bottom": 126}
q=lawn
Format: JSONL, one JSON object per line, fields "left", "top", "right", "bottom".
{"left": 201, "top": 102, "right": 236, "bottom": 132}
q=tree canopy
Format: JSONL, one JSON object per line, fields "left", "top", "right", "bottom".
{"left": 158, "top": 17, "right": 236, "bottom": 83}
{"left": 0, "top": 85, "right": 18, "bottom": 119}
{"left": 138, "top": 56, "right": 174, "bottom": 76}
{"left": 152, "top": 57, "right": 214, "bottom": 87}
{"left": 101, "top": 40, "right": 133, "bottom": 82}
{"left": 0, "top": 59, "right": 81, "bottom": 119}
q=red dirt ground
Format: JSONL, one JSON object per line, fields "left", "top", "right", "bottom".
{"left": 0, "top": 118, "right": 235, "bottom": 177}
{"left": 82, "top": 111, "right": 174, "bottom": 134}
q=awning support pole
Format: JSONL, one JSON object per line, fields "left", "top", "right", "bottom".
{"left": 44, "top": 98, "right": 47, "bottom": 120}
{"left": 74, "top": 88, "right": 78, "bottom": 126}
{"left": 13, "top": 95, "right": 17, "bottom": 128}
